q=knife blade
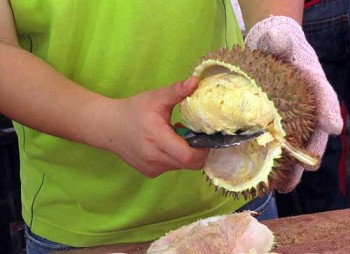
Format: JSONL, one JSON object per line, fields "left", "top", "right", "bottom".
{"left": 174, "top": 126, "right": 264, "bottom": 149}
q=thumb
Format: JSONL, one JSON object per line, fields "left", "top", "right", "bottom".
{"left": 256, "top": 29, "right": 294, "bottom": 61}
{"left": 160, "top": 76, "right": 199, "bottom": 109}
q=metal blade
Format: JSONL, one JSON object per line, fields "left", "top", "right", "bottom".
{"left": 175, "top": 126, "right": 265, "bottom": 149}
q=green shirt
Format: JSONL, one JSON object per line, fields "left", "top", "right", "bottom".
{"left": 11, "top": 0, "right": 246, "bottom": 247}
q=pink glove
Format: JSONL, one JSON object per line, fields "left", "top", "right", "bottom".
{"left": 245, "top": 16, "right": 343, "bottom": 193}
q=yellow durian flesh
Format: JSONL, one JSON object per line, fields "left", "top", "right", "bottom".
{"left": 180, "top": 59, "right": 319, "bottom": 197}
{"left": 181, "top": 73, "right": 279, "bottom": 136}
{"left": 180, "top": 60, "right": 285, "bottom": 196}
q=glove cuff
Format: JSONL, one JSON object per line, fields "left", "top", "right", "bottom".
{"left": 245, "top": 16, "right": 302, "bottom": 50}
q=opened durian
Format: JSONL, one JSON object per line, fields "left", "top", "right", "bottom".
{"left": 147, "top": 211, "right": 275, "bottom": 254}
{"left": 180, "top": 46, "right": 319, "bottom": 198}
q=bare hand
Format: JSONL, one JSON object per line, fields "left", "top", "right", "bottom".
{"left": 97, "top": 77, "right": 209, "bottom": 177}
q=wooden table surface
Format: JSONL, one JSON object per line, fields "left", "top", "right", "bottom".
{"left": 63, "top": 209, "right": 350, "bottom": 254}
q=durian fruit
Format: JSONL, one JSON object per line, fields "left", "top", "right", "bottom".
{"left": 147, "top": 211, "right": 275, "bottom": 254}
{"left": 180, "top": 46, "right": 319, "bottom": 198}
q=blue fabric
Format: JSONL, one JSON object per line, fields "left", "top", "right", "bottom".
{"left": 303, "top": 0, "right": 350, "bottom": 111}
{"left": 25, "top": 226, "right": 74, "bottom": 253}
{"left": 276, "top": 0, "right": 349, "bottom": 216}
{"left": 236, "top": 193, "right": 278, "bottom": 221}
{"left": 25, "top": 193, "right": 278, "bottom": 253}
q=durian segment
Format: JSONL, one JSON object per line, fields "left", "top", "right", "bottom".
{"left": 180, "top": 54, "right": 319, "bottom": 196}
{"left": 204, "top": 141, "right": 282, "bottom": 193}
{"left": 180, "top": 60, "right": 286, "bottom": 195}
{"left": 189, "top": 47, "right": 319, "bottom": 194}
{"left": 147, "top": 211, "right": 275, "bottom": 254}
{"left": 181, "top": 60, "right": 285, "bottom": 138}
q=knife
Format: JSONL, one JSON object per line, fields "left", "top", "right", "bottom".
{"left": 174, "top": 126, "right": 264, "bottom": 149}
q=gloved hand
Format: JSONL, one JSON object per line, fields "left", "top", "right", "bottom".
{"left": 245, "top": 16, "right": 343, "bottom": 193}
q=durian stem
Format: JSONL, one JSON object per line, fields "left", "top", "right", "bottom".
{"left": 276, "top": 137, "right": 319, "bottom": 166}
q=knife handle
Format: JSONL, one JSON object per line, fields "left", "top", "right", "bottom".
{"left": 173, "top": 125, "right": 193, "bottom": 138}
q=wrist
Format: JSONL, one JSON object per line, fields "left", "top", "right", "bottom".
{"left": 78, "top": 95, "right": 121, "bottom": 152}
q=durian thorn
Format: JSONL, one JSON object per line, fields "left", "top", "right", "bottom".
{"left": 276, "top": 136, "right": 319, "bottom": 166}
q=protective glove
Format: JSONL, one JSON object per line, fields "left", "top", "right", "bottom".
{"left": 245, "top": 16, "right": 343, "bottom": 193}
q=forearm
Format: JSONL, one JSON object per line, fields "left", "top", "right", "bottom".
{"left": 238, "top": 0, "right": 304, "bottom": 31}
{"left": 0, "top": 0, "right": 117, "bottom": 149}
{"left": 0, "top": 42, "right": 115, "bottom": 148}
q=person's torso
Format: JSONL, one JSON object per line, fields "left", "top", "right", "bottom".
{"left": 10, "top": 0, "right": 246, "bottom": 246}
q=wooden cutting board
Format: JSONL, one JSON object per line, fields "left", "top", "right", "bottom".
{"left": 264, "top": 208, "right": 350, "bottom": 254}
{"left": 62, "top": 209, "right": 350, "bottom": 254}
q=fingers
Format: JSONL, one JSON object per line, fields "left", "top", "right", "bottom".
{"left": 278, "top": 164, "right": 304, "bottom": 194}
{"left": 310, "top": 78, "right": 344, "bottom": 135}
{"left": 122, "top": 124, "right": 208, "bottom": 178}
{"left": 157, "top": 76, "right": 199, "bottom": 111}
{"left": 138, "top": 148, "right": 195, "bottom": 178}
{"left": 306, "top": 129, "right": 329, "bottom": 163}
{"left": 115, "top": 76, "right": 208, "bottom": 177}
{"left": 158, "top": 126, "right": 209, "bottom": 169}
{"left": 279, "top": 129, "right": 329, "bottom": 193}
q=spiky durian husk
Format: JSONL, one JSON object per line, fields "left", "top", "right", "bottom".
{"left": 200, "top": 46, "right": 318, "bottom": 196}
